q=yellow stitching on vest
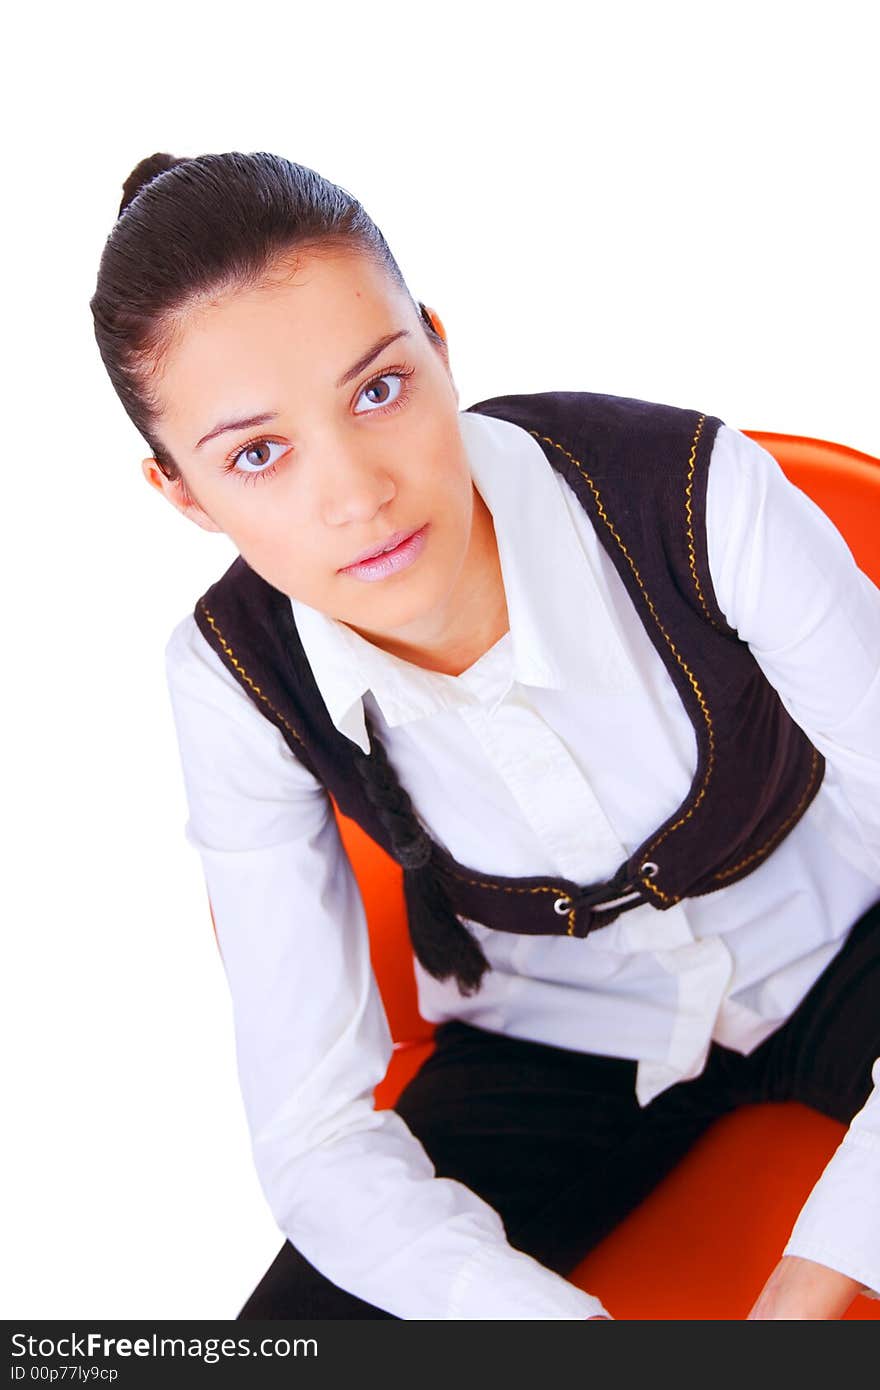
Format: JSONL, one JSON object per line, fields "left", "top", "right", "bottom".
{"left": 527, "top": 425, "right": 716, "bottom": 883}
{"left": 711, "top": 747, "right": 822, "bottom": 880}
{"left": 640, "top": 875, "right": 677, "bottom": 906}
{"left": 197, "top": 600, "right": 307, "bottom": 749}
{"left": 442, "top": 870, "right": 561, "bottom": 897}
{"left": 444, "top": 870, "right": 564, "bottom": 901}
{"left": 441, "top": 870, "right": 584, "bottom": 934}
{"left": 683, "top": 415, "right": 724, "bottom": 631}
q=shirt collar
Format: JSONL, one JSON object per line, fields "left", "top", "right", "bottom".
{"left": 290, "top": 406, "right": 637, "bottom": 754}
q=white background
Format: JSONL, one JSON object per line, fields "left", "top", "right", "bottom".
{"left": 4, "top": 0, "right": 877, "bottom": 1318}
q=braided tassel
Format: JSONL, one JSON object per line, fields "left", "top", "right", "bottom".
{"left": 355, "top": 716, "right": 490, "bottom": 997}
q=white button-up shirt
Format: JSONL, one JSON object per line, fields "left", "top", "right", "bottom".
{"left": 164, "top": 406, "right": 880, "bottom": 1319}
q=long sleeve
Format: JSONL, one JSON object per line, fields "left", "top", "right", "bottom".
{"left": 163, "top": 614, "right": 610, "bottom": 1320}
{"left": 705, "top": 424, "right": 880, "bottom": 1297}
{"left": 706, "top": 425, "right": 880, "bottom": 879}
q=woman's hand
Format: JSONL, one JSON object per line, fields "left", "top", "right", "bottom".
{"left": 747, "top": 1254, "right": 865, "bottom": 1319}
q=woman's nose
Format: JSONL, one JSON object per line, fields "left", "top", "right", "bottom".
{"left": 320, "top": 453, "right": 397, "bottom": 523}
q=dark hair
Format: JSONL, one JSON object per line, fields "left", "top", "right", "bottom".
{"left": 90, "top": 149, "right": 444, "bottom": 490}
{"left": 92, "top": 149, "right": 489, "bottom": 996}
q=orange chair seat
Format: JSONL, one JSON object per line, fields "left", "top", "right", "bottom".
{"left": 373, "top": 1042, "right": 877, "bottom": 1318}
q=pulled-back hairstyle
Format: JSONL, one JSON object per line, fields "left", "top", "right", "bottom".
{"left": 90, "top": 149, "right": 443, "bottom": 487}
{"left": 90, "top": 149, "right": 490, "bottom": 996}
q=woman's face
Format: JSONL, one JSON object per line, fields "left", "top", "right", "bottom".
{"left": 144, "top": 247, "right": 495, "bottom": 663}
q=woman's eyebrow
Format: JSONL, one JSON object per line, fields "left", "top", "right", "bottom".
{"left": 193, "top": 328, "right": 412, "bottom": 451}
{"left": 336, "top": 328, "right": 411, "bottom": 388}
{"left": 194, "top": 411, "right": 277, "bottom": 452}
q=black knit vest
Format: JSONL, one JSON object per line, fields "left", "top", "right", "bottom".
{"left": 193, "top": 390, "right": 824, "bottom": 989}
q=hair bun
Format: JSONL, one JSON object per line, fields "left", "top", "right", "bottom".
{"left": 118, "top": 152, "right": 186, "bottom": 218}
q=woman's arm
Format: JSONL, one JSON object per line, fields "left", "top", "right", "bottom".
{"left": 164, "top": 614, "right": 611, "bottom": 1320}
{"left": 705, "top": 425, "right": 880, "bottom": 1317}
{"left": 706, "top": 424, "right": 880, "bottom": 878}
{"left": 746, "top": 1256, "right": 865, "bottom": 1319}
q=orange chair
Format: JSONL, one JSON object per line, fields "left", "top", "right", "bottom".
{"left": 211, "top": 430, "right": 880, "bottom": 1318}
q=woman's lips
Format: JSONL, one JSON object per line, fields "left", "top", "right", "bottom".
{"left": 338, "top": 523, "right": 430, "bottom": 582}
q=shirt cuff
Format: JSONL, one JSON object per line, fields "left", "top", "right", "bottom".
{"left": 782, "top": 1129, "right": 880, "bottom": 1299}
{"left": 447, "top": 1242, "right": 613, "bottom": 1319}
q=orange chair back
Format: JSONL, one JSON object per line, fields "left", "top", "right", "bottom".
{"left": 742, "top": 431, "right": 880, "bottom": 583}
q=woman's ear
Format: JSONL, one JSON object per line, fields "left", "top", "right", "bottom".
{"left": 419, "top": 300, "right": 447, "bottom": 343}
{"left": 141, "top": 457, "right": 224, "bottom": 534}
{"left": 418, "top": 301, "right": 457, "bottom": 403}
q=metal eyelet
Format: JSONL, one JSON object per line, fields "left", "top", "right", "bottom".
{"left": 553, "top": 896, "right": 572, "bottom": 915}
{"left": 640, "top": 861, "right": 659, "bottom": 878}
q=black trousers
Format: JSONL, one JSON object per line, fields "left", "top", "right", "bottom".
{"left": 237, "top": 896, "right": 880, "bottom": 1319}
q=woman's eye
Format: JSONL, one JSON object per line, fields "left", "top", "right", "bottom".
{"left": 354, "top": 372, "right": 404, "bottom": 414}
{"left": 224, "top": 368, "right": 413, "bottom": 481}
{"left": 228, "top": 438, "right": 288, "bottom": 474}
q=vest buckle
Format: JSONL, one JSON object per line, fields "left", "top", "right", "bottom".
{"left": 554, "top": 860, "right": 660, "bottom": 935}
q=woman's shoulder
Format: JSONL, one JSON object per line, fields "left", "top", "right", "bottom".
{"left": 164, "top": 609, "right": 234, "bottom": 696}
{"left": 163, "top": 610, "right": 292, "bottom": 746}
{"left": 164, "top": 610, "right": 325, "bottom": 798}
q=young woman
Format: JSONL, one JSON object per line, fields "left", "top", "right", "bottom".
{"left": 90, "top": 150, "right": 880, "bottom": 1321}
